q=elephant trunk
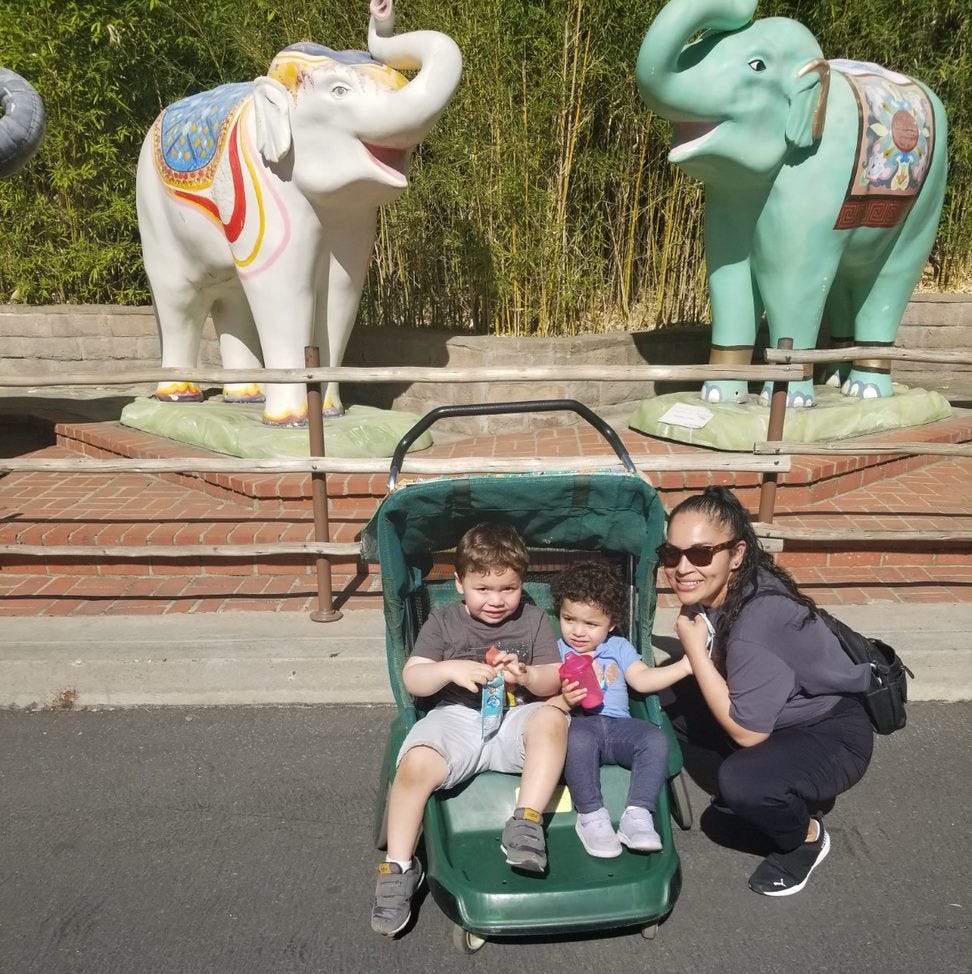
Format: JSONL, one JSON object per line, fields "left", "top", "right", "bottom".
{"left": 635, "top": 0, "right": 756, "bottom": 116}
{"left": 365, "top": 0, "right": 462, "bottom": 148}
{"left": 0, "top": 68, "right": 46, "bottom": 179}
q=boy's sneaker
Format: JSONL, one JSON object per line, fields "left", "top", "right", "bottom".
{"left": 575, "top": 807, "right": 622, "bottom": 858}
{"left": 501, "top": 807, "right": 547, "bottom": 874}
{"left": 748, "top": 819, "right": 830, "bottom": 896}
{"left": 371, "top": 858, "right": 424, "bottom": 936}
{"left": 617, "top": 805, "right": 663, "bottom": 852}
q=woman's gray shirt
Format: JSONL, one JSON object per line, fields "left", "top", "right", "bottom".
{"left": 709, "top": 571, "right": 872, "bottom": 733}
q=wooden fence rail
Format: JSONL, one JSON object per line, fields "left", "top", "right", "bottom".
{"left": 0, "top": 363, "right": 807, "bottom": 387}
{"left": 764, "top": 346, "right": 972, "bottom": 366}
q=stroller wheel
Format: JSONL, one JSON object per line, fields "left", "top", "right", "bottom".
{"left": 452, "top": 925, "right": 487, "bottom": 954}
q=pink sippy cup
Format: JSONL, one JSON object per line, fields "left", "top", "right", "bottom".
{"left": 559, "top": 652, "right": 604, "bottom": 710}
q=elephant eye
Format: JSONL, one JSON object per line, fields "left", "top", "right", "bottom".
{"left": 748, "top": 58, "right": 767, "bottom": 72}
{"left": 331, "top": 83, "right": 350, "bottom": 97}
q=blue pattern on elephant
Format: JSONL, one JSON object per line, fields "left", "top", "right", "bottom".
{"left": 160, "top": 83, "right": 252, "bottom": 176}
{"left": 635, "top": 0, "right": 948, "bottom": 406}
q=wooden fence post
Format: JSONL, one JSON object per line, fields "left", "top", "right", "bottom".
{"left": 757, "top": 337, "right": 793, "bottom": 525}
{"left": 304, "top": 346, "right": 342, "bottom": 623}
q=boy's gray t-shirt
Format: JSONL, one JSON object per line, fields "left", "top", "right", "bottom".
{"left": 412, "top": 600, "right": 559, "bottom": 709}
{"left": 709, "top": 572, "right": 872, "bottom": 733}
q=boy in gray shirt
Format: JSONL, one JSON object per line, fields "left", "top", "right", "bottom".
{"left": 371, "top": 522, "right": 568, "bottom": 937}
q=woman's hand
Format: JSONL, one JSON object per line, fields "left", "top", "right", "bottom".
{"left": 675, "top": 608, "right": 712, "bottom": 666}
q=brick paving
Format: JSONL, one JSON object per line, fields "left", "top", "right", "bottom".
{"left": 0, "top": 409, "right": 969, "bottom": 615}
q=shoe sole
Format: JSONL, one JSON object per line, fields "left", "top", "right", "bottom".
{"left": 753, "top": 831, "right": 830, "bottom": 897}
{"left": 574, "top": 820, "right": 622, "bottom": 859}
{"left": 371, "top": 868, "right": 425, "bottom": 936}
{"left": 617, "top": 830, "right": 663, "bottom": 853}
{"left": 500, "top": 843, "right": 547, "bottom": 874}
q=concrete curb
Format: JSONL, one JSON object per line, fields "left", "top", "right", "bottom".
{"left": 1, "top": 602, "right": 969, "bottom": 708}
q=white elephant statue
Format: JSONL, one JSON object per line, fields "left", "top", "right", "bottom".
{"left": 136, "top": 0, "right": 462, "bottom": 426}
{"left": 0, "top": 67, "right": 46, "bottom": 178}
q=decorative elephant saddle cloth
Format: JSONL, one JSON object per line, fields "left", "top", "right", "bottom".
{"left": 831, "top": 59, "right": 936, "bottom": 230}
{"left": 153, "top": 82, "right": 252, "bottom": 189}
{"left": 266, "top": 42, "right": 404, "bottom": 93}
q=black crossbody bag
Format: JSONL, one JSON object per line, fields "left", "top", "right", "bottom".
{"left": 816, "top": 609, "right": 914, "bottom": 735}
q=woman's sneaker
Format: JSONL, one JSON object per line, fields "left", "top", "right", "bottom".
{"left": 748, "top": 819, "right": 830, "bottom": 896}
{"left": 371, "top": 858, "right": 424, "bottom": 936}
{"left": 617, "top": 806, "right": 663, "bottom": 852}
{"left": 575, "top": 807, "right": 623, "bottom": 858}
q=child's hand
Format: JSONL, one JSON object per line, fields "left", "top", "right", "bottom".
{"left": 449, "top": 659, "right": 502, "bottom": 692}
{"left": 486, "top": 649, "right": 527, "bottom": 685}
{"left": 560, "top": 678, "right": 588, "bottom": 709}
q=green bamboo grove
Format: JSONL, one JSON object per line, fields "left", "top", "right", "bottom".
{"left": 0, "top": 0, "right": 969, "bottom": 336}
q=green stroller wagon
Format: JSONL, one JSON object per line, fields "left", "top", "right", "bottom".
{"left": 362, "top": 402, "right": 691, "bottom": 952}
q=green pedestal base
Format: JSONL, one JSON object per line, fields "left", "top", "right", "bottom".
{"left": 628, "top": 384, "right": 952, "bottom": 451}
{"left": 119, "top": 397, "right": 432, "bottom": 458}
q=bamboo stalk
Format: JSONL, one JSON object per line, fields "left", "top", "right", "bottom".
{"left": 0, "top": 364, "right": 805, "bottom": 387}
{"left": 755, "top": 441, "right": 972, "bottom": 457}
{"left": 0, "top": 454, "right": 793, "bottom": 475}
{"left": 765, "top": 347, "right": 972, "bottom": 365}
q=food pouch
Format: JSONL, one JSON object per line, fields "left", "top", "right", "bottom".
{"left": 481, "top": 673, "right": 505, "bottom": 738}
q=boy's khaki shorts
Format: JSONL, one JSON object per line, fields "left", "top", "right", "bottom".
{"left": 396, "top": 701, "right": 566, "bottom": 791}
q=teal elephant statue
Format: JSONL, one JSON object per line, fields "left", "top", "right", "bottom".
{"left": 635, "top": 0, "right": 947, "bottom": 406}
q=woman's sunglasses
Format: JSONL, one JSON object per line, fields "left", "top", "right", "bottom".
{"left": 655, "top": 539, "right": 739, "bottom": 568}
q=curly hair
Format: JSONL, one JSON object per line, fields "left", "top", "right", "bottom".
{"left": 455, "top": 521, "right": 529, "bottom": 579}
{"left": 552, "top": 560, "right": 626, "bottom": 625}
{"left": 667, "top": 486, "right": 816, "bottom": 640}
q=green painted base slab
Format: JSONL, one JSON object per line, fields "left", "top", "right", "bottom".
{"left": 119, "top": 397, "right": 432, "bottom": 458}
{"left": 628, "top": 384, "right": 952, "bottom": 451}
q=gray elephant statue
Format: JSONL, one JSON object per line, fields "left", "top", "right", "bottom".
{"left": 0, "top": 67, "right": 46, "bottom": 179}
{"left": 136, "top": 0, "right": 462, "bottom": 426}
{"left": 635, "top": 0, "right": 948, "bottom": 406}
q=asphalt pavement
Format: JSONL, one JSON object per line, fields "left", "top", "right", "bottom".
{"left": 1, "top": 702, "right": 969, "bottom": 974}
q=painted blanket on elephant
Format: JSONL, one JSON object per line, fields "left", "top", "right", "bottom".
{"left": 267, "top": 42, "right": 407, "bottom": 94}
{"left": 832, "top": 60, "right": 936, "bottom": 231}
{"left": 154, "top": 82, "right": 252, "bottom": 189}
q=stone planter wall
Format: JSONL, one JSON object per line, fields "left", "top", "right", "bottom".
{"left": 1, "top": 294, "right": 969, "bottom": 433}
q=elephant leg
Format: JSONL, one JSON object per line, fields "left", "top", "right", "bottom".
{"left": 701, "top": 194, "right": 762, "bottom": 404}
{"left": 842, "top": 227, "right": 938, "bottom": 400}
{"left": 317, "top": 213, "right": 378, "bottom": 417}
{"left": 151, "top": 287, "right": 212, "bottom": 403}
{"left": 211, "top": 289, "right": 265, "bottom": 403}
{"left": 819, "top": 284, "right": 857, "bottom": 389}
{"left": 756, "top": 263, "right": 833, "bottom": 408}
{"left": 243, "top": 280, "right": 315, "bottom": 426}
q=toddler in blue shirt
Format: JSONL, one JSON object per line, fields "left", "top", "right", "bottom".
{"left": 555, "top": 560, "right": 691, "bottom": 858}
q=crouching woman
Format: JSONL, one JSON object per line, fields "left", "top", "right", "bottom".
{"left": 660, "top": 486, "right": 874, "bottom": 896}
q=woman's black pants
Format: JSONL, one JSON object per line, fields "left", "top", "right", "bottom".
{"left": 662, "top": 686, "right": 874, "bottom": 852}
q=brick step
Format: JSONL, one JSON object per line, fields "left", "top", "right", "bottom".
{"left": 51, "top": 409, "right": 972, "bottom": 509}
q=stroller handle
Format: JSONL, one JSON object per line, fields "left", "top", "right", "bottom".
{"left": 387, "top": 399, "right": 637, "bottom": 490}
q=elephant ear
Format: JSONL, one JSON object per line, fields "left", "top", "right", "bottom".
{"left": 786, "top": 58, "right": 830, "bottom": 148}
{"left": 252, "top": 76, "right": 293, "bottom": 163}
